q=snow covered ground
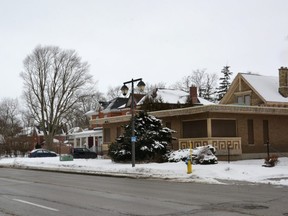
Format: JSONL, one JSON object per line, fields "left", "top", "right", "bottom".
{"left": 1, "top": 156, "right": 288, "bottom": 186}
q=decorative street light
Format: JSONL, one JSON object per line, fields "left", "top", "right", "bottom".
{"left": 121, "top": 78, "right": 145, "bottom": 167}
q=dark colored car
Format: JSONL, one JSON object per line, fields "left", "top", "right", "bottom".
{"left": 72, "top": 148, "right": 97, "bottom": 159}
{"left": 28, "top": 149, "right": 58, "bottom": 158}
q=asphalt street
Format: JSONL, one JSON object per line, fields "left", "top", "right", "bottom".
{"left": 0, "top": 168, "right": 288, "bottom": 216}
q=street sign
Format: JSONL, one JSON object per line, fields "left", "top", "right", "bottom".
{"left": 131, "top": 136, "right": 137, "bottom": 142}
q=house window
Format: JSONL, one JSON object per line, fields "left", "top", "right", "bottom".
{"left": 237, "top": 96, "right": 244, "bottom": 105}
{"left": 263, "top": 120, "right": 269, "bottom": 144}
{"left": 247, "top": 119, "right": 254, "bottom": 144}
{"left": 244, "top": 95, "right": 251, "bottom": 105}
{"left": 104, "top": 128, "right": 111, "bottom": 142}
{"left": 211, "top": 119, "right": 236, "bottom": 137}
{"left": 183, "top": 120, "right": 207, "bottom": 138}
{"left": 236, "top": 94, "right": 251, "bottom": 105}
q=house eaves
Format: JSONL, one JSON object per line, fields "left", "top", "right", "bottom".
{"left": 90, "top": 104, "right": 288, "bottom": 125}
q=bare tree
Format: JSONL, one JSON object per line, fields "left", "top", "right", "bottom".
{"left": 0, "top": 98, "right": 21, "bottom": 139}
{"left": 20, "top": 45, "right": 92, "bottom": 150}
{"left": 202, "top": 73, "right": 218, "bottom": 102}
{"left": 0, "top": 98, "right": 21, "bottom": 155}
{"left": 106, "top": 85, "right": 123, "bottom": 101}
{"left": 20, "top": 109, "right": 35, "bottom": 129}
{"left": 172, "top": 69, "right": 218, "bottom": 101}
{"left": 66, "top": 81, "right": 105, "bottom": 129}
{"left": 172, "top": 75, "right": 193, "bottom": 92}
{"left": 142, "top": 82, "right": 166, "bottom": 93}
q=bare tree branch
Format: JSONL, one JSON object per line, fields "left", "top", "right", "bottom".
{"left": 20, "top": 45, "right": 92, "bottom": 149}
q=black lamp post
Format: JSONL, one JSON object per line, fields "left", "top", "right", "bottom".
{"left": 121, "top": 78, "right": 145, "bottom": 167}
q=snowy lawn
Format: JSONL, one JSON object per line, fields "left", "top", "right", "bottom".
{"left": 1, "top": 156, "right": 288, "bottom": 186}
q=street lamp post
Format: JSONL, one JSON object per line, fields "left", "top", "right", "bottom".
{"left": 121, "top": 78, "right": 145, "bottom": 167}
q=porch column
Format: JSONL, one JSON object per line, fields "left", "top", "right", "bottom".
{"left": 80, "top": 138, "right": 82, "bottom": 147}
{"left": 74, "top": 138, "right": 77, "bottom": 148}
{"left": 92, "top": 136, "right": 96, "bottom": 152}
{"left": 207, "top": 118, "right": 212, "bottom": 138}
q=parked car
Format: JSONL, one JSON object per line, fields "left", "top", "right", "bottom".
{"left": 72, "top": 148, "right": 97, "bottom": 159}
{"left": 28, "top": 149, "right": 58, "bottom": 158}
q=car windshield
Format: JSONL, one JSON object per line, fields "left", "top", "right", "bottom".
{"left": 75, "top": 148, "right": 89, "bottom": 152}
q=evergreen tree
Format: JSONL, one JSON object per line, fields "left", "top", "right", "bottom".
{"left": 108, "top": 111, "right": 175, "bottom": 162}
{"left": 217, "top": 66, "right": 233, "bottom": 101}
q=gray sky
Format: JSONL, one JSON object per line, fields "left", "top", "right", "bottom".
{"left": 1, "top": 0, "right": 288, "bottom": 99}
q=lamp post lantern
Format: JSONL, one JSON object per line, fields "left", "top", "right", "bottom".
{"left": 121, "top": 78, "right": 145, "bottom": 167}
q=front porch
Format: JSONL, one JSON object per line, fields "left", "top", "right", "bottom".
{"left": 67, "top": 129, "right": 103, "bottom": 155}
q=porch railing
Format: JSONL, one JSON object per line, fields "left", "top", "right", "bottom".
{"left": 179, "top": 137, "right": 242, "bottom": 156}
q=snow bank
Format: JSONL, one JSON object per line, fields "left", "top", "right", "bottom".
{"left": 1, "top": 157, "right": 288, "bottom": 186}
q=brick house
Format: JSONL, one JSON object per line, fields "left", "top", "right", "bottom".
{"left": 89, "top": 87, "right": 214, "bottom": 155}
{"left": 90, "top": 68, "right": 288, "bottom": 160}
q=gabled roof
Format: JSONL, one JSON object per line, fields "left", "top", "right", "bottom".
{"left": 221, "top": 73, "right": 288, "bottom": 105}
{"left": 126, "top": 93, "right": 146, "bottom": 108}
{"left": 241, "top": 73, "right": 288, "bottom": 103}
{"left": 138, "top": 88, "right": 214, "bottom": 105}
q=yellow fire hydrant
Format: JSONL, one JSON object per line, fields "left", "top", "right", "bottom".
{"left": 187, "top": 142, "right": 192, "bottom": 174}
{"left": 187, "top": 159, "right": 192, "bottom": 174}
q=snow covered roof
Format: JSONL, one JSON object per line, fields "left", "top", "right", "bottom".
{"left": 85, "top": 110, "right": 97, "bottom": 116}
{"left": 138, "top": 88, "right": 214, "bottom": 105}
{"left": 198, "top": 97, "right": 214, "bottom": 105}
{"left": 102, "top": 97, "right": 128, "bottom": 113}
{"left": 68, "top": 127, "right": 83, "bottom": 134}
{"left": 241, "top": 73, "right": 288, "bottom": 103}
{"left": 67, "top": 128, "right": 103, "bottom": 139}
{"left": 18, "top": 126, "right": 45, "bottom": 136}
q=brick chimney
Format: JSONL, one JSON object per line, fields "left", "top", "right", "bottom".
{"left": 279, "top": 67, "right": 288, "bottom": 97}
{"left": 189, "top": 86, "right": 198, "bottom": 104}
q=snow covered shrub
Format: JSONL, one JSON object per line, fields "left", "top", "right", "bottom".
{"left": 108, "top": 111, "right": 175, "bottom": 163}
{"left": 264, "top": 154, "right": 279, "bottom": 167}
{"left": 165, "top": 145, "right": 218, "bottom": 164}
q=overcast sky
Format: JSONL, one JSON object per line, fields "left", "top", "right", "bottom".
{"left": 1, "top": 0, "right": 288, "bottom": 99}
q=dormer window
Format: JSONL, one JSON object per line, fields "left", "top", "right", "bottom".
{"left": 237, "top": 96, "right": 244, "bottom": 104}
{"left": 235, "top": 91, "right": 252, "bottom": 105}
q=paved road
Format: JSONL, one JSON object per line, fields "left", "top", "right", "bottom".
{"left": 0, "top": 168, "right": 288, "bottom": 216}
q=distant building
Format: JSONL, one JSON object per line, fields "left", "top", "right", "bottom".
{"left": 66, "top": 127, "right": 103, "bottom": 155}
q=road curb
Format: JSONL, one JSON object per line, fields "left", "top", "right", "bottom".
{"left": 0, "top": 164, "right": 166, "bottom": 180}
